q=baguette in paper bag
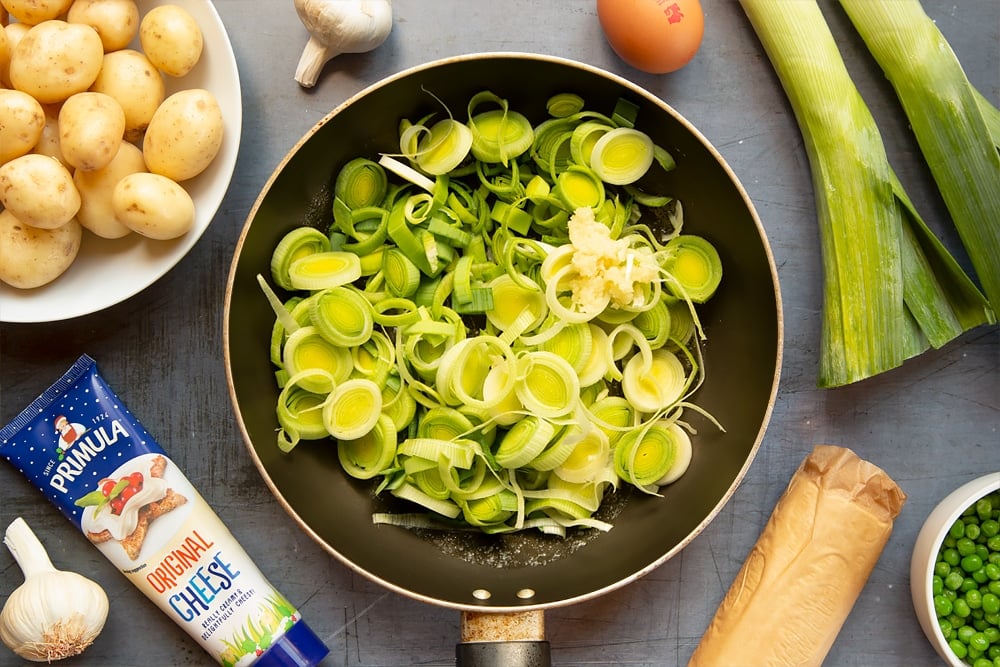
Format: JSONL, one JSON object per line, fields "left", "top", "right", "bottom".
{"left": 688, "top": 445, "right": 906, "bottom": 667}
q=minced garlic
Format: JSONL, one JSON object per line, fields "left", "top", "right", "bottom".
{"left": 567, "top": 207, "right": 658, "bottom": 310}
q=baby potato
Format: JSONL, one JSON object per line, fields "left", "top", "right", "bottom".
{"left": 9, "top": 20, "right": 104, "bottom": 104}
{"left": 4, "top": 22, "right": 31, "bottom": 53}
{"left": 112, "top": 172, "right": 195, "bottom": 240}
{"left": 0, "top": 154, "right": 81, "bottom": 229}
{"left": 143, "top": 88, "right": 223, "bottom": 182}
{"left": 30, "top": 106, "right": 68, "bottom": 167}
{"left": 139, "top": 4, "right": 203, "bottom": 77}
{"left": 74, "top": 141, "right": 146, "bottom": 239}
{"left": 67, "top": 0, "right": 140, "bottom": 52}
{"left": 0, "top": 89, "right": 45, "bottom": 164}
{"left": 0, "top": 26, "right": 10, "bottom": 88}
{"left": 90, "top": 49, "right": 165, "bottom": 143}
{"left": 59, "top": 91, "right": 126, "bottom": 171}
{"left": 0, "top": 209, "right": 83, "bottom": 289}
{"left": 2, "top": 0, "right": 74, "bottom": 24}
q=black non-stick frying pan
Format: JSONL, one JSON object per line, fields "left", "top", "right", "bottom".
{"left": 224, "top": 53, "right": 782, "bottom": 664}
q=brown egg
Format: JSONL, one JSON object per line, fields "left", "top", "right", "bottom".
{"left": 597, "top": 0, "right": 705, "bottom": 74}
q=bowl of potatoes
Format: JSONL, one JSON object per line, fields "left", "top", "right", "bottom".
{"left": 0, "top": 0, "right": 241, "bottom": 323}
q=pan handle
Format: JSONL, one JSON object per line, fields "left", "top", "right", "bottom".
{"left": 456, "top": 610, "right": 551, "bottom": 667}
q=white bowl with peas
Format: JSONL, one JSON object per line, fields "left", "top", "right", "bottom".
{"left": 912, "top": 473, "right": 1000, "bottom": 667}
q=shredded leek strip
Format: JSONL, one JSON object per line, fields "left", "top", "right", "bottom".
{"left": 334, "top": 158, "right": 388, "bottom": 210}
{"left": 338, "top": 207, "right": 389, "bottom": 256}
{"left": 379, "top": 154, "right": 436, "bottom": 192}
{"left": 287, "top": 251, "right": 363, "bottom": 291}
{"left": 392, "top": 483, "right": 461, "bottom": 519}
{"left": 337, "top": 413, "right": 397, "bottom": 479}
{"left": 587, "top": 395, "right": 636, "bottom": 444}
{"left": 257, "top": 274, "right": 301, "bottom": 337}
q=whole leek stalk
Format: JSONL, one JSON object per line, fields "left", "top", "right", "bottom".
{"left": 738, "top": 0, "right": 993, "bottom": 388}
{"left": 838, "top": 0, "right": 1000, "bottom": 313}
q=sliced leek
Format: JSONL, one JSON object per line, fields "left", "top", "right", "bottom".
{"left": 264, "top": 89, "right": 729, "bottom": 535}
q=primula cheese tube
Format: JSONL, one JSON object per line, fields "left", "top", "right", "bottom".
{"left": 688, "top": 444, "right": 906, "bottom": 667}
{"left": 0, "top": 354, "right": 329, "bottom": 667}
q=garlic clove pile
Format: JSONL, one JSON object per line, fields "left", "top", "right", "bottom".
{"left": 0, "top": 517, "right": 109, "bottom": 662}
{"left": 293, "top": 0, "right": 393, "bottom": 88}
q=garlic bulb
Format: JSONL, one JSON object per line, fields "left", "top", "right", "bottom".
{"left": 0, "top": 517, "right": 109, "bottom": 662}
{"left": 293, "top": 0, "right": 393, "bottom": 88}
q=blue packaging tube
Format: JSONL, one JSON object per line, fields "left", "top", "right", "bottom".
{"left": 0, "top": 354, "right": 329, "bottom": 667}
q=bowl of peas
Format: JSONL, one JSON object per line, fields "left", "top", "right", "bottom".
{"left": 911, "top": 473, "right": 1000, "bottom": 667}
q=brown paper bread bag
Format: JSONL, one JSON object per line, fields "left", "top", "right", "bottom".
{"left": 688, "top": 444, "right": 906, "bottom": 667}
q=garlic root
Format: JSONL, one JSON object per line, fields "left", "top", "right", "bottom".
{"left": 294, "top": 0, "right": 393, "bottom": 88}
{"left": 0, "top": 517, "right": 109, "bottom": 662}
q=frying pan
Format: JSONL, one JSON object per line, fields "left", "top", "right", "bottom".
{"left": 224, "top": 53, "right": 782, "bottom": 664}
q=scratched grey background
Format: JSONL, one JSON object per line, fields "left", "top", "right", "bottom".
{"left": 1, "top": 1, "right": 998, "bottom": 665}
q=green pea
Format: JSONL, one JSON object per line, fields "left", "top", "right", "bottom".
{"left": 937, "top": 595, "right": 956, "bottom": 616}
{"left": 966, "top": 577, "right": 984, "bottom": 592}
{"left": 970, "top": 524, "right": 985, "bottom": 540}
{"left": 940, "top": 617, "right": 955, "bottom": 639}
{"left": 988, "top": 535, "right": 1000, "bottom": 552}
{"left": 979, "top": 545, "right": 992, "bottom": 561}
{"left": 947, "top": 572, "right": 966, "bottom": 590}
{"left": 988, "top": 564, "right": 1000, "bottom": 581}
{"left": 952, "top": 638, "right": 970, "bottom": 659}
{"left": 990, "top": 644, "right": 1000, "bottom": 659}
{"left": 966, "top": 555, "right": 986, "bottom": 572}
{"left": 978, "top": 498, "right": 995, "bottom": 520}
{"left": 945, "top": 548, "right": 963, "bottom": 567}
{"left": 957, "top": 598, "right": 974, "bottom": 618}
{"left": 990, "top": 581, "right": 1000, "bottom": 596}
{"left": 953, "top": 519, "right": 970, "bottom": 539}
{"left": 973, "top": 659, "right": 993, "bottom": 667}
{"left": 984, "top": 594, "right": 1000, "bottom": 615}
{"left": 937, "top": 561, "right": 953, "bottom": 577}
{"left": 982, "top": 519, "right": 999, "bottom": 538}
{"left": 972, "top": 633, "right": 991, "bottom": 652}
{"left": 960, "top": 625, "right": 979, "bottom": 643}
{"left": 976, "top": 568, "right": 992, "bottom": 584}
{"left": 960, "top": 537, "right": 979, "bottom": 556}
{"left": 970, "top": 589, "right": 986, "bottom": 609}
{"left": 985, "top": 626, "right": 1000, "bottom": 644}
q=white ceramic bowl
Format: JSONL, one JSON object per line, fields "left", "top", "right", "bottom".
{"left": 911, "top": 473, "right": 1000, "bottom": 665}
{"left": 0, "top": 0, "right": 242, "bottom": 323}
